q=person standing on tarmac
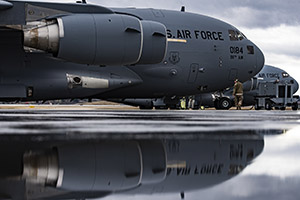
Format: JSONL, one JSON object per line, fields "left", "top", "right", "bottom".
{"left": 188, "top": 95, "right": 195, "bottom": 110}
{"left": 233, "top": 79, "right": 243, "bottom": 110}
{"left": 180, "top": 97, "right": 186, "bottom": 110}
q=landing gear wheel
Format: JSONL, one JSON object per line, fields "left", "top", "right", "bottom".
{"left": 155, "top": 106, "right": 168, "bottom": 110}
{"left": 255, "top": 101, "right": 261, "bottom": 110}
{"left": 292, "top": 103, "right": 298, "bottom": 111}
{"left": 265, "top": 100, "right": 272, "bottom": 110}
{"left": 214, "top": 100, "right": 220, "bottom": 110}
{"left": 218, "top": 98, "right": 232, "bottom": 110}
{"left": 139, "top": 105, "right": 153, "bottom": 110}
{"left": 280, "top": 107, "right": 286, "bottom": 111}
{"left": 139, "top": 102, "right": 153, "bottom": 110}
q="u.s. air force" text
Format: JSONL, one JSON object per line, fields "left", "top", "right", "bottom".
{"left": 167, "top": 29, "right": 224, "bottom": 41}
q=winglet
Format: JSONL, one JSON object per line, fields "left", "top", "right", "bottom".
{"left": 0, "top": 0, "right": 13, "bottom": 10}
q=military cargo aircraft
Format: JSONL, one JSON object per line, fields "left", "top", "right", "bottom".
{"left": 0, "top": 0, "right": 264, "bottom": 101}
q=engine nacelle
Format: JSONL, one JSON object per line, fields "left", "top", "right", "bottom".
{"left": 136, "top": 20, "right": 168, "bottom": 65}
{"left": 22, "top": 141, "right": 167, "bottom": 191}
{"left": 243, "top": 77, "right": 259, "bottom": 92}
{"left": 57, "top": 141, "right": 143, "bottom": 191}
{"left": 23, "top": 14, "right": 167, "bottom": 66}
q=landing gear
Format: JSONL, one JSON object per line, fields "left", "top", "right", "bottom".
{"left": 139, "top": 105, "right": 153, "bottom": 110}
{"left": 280, "top": 107, "right": 286, "bottom": 111}
{"left": 155, "top": 106, "right": 168, "bottom": 110}
{"left": 254, "top": 101, "right": 261, "bottom": 110}
{"left": 292, "top": 103, "right": 298, "bottom": 111}
{"left": 218, "top": 98, "right": 232, "bottom": 110}
{"left": 214, "top": 100, "right": 220, "bottom": 110}
{"left": 214, "top": 98, "right": 232, "bottom": 110}
{"left": 265, "top": 100, "right": 272, "bottom": 110}
{"left": 139, "top": 102, "right": 154, "bottom": 110}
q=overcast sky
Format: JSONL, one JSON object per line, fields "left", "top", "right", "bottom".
{"left": 41, "top": 0, "right": 300, "bottom": 94}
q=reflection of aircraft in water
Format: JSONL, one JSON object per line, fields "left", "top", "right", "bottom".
{"left": 0, "top": 132, "right": 265, "bottom": 199}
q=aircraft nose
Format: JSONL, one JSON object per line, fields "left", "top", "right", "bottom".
{"left": 293, "top": 79, "right": 299, "bottom": 94}
{"left": 255, "top": 46, "right": 265, "bottom": 72}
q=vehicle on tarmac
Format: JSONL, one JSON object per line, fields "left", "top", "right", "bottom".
{"left": 201, "top": 65, "right": 299, "bottom": 110}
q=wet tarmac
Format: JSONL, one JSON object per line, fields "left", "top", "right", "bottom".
{"left": 0, "top": 109, "right": 300, "bottom": 200}
{"left": 0, "top": 109, "right": 299, "bottom": 136}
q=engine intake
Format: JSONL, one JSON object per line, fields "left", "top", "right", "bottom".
{"left": 23, "top": 14, "right": 167, "bottom": 66}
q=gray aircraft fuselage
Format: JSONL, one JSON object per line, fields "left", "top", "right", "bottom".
{"left": 0, "top": 1, "right": 264, "bottom": 101}
{"left": 241, "top": 65, "right": 298, "bottom": 106}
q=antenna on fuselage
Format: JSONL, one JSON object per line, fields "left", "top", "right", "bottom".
{"left": 180, "top": 192, "right": 185, "bottom": 199}
{"left": 181, "top": 6, "right": 185, "bottom": 12}
{"left": 76, "top": 0, "right": 87, "bottom": 3}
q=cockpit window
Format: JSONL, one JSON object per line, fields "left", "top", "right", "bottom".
{"left": 229, "top": 30, "right": 246, "bottom": 41}
{"left": 282, "top": 72, "right": 289, "bottom": 78}
{"left": 247, "top": 45, "right": 254, "bottom": 54}
{"left": 237, "top": 31, "right": 246, "bottom": 40}
{"left": 229, "top": 30, "right": 238, "bottom": 41}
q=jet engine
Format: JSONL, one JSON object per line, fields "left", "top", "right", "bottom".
{"left": 23, "top": 141, "right": 167, "bottom": 191}
{"left": 242, "top": 77, "right": 259, "bottom": 91}
{"left": 23, "top": 14, "right": 167, "bottom": 66}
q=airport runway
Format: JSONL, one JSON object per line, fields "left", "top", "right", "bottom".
{"left": 0, "top": 108, "right": 300, "bottom": 200}
{"left": 0, "top": 109, "right": 299, "bottom": 138}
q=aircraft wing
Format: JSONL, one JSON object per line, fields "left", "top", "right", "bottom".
{"left": 0, "top": 0, "right": 114, "bottom": 26}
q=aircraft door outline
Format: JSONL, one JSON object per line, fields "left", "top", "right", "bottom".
{"left": 188, "top": 63, "right": 199, "bottom": 83}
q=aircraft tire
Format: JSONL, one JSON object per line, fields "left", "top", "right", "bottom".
{"left": 265, "top": 100, "right": 272, "bottom": 110}
{"left": 155, "top": 106, "right": 168, "bottom": 110}
{"left": 254, "top": 102, "right": 261, "bottom": 110}
{"left": 292, "top": 103, "right": 298, "bottom": 111}
{"left": 139, "top": 105, "right": 153, "bottom": 110}
{"left": 218, "top": 98, "right": 232, "bottom": 110}
{"left": 214, "top": 100, "right": 220, "bottom": 110}
{"left": 280, "top": 107, "right": 286, "bottom": 111}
